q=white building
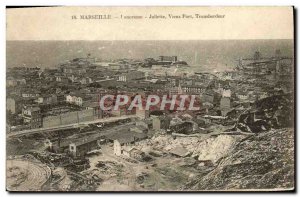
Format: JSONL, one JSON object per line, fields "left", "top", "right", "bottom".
{"left": 114, "top": 140, "right": 122, "bottom": 156}
{"left": 222, "top": 89, "right": 232, "bottom": 98}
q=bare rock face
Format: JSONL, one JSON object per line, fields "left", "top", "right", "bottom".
{"left": 192, "top": 135, "right": 237, "bottom": 163}
{"left": 185, "top": 128, "right": 294, "bottom": 191}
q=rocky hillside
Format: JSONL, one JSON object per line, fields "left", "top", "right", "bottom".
{"left": 185, "top": 128, "right": 294, "bottom": 191}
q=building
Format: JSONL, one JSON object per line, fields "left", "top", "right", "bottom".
{"left": 113, "top": 137, "right": 138, "bottom": 156}
{"left": 65, "top": 93, "right": 92, "bottom": 106}
{"left": 80, "top": 77, "right": 93, "bottom": 85}
{"left": 43, "top": 108, "right": 100, "bottom": 128}
{"left": 62, "top": 66, "right": 86, "bottom": 75}
{"left": 181, "top": 85, "right": 205, "bottom": 94}
{"left": 22, "top": 106, "right": 42, "bottom": 129}
{"left": 65, "top": 94, "right": 74, "bottom": 103}
{"left": 118, "top": 71, "right": 145, "bottom": 82}
{"left": 55, "top": 75, "right": 69, "bottom": 83}
{"left": 107, "top": 63, "right": 121, "bottom": 70}
{"left": 83, "top": 101, "right": 103, "bottom": 119}
{"left": 114, "top": 140, "right": 146, "bottom": 160}
{"left": 236, "top": 91, "right": 249, "bottom": 101}
{"left": 7, "top": 78, "right": 26, "bottom": 87}
{"left": 110, "top": 106, "right": 128, "bottom": 117}
{"left": 113, "top": 140, "right": 122, "bottom": 156}
{"left": 201, "top": 90, "right": 215, "bottom": 104}
{"left": 7, "top": 97, "right": 22, "bottom": 114}
{"left": 7, "top": 77, "right": 17, "bottom": 87}
{"left": 122, "top": 147, "right": 145, "bottom": 161}
{"left": 200, "top": 89, "right": 222, "bottom": 107}
{"left": 158, "top": 56, "right": 178, "bottom": 62}
{"left": 37, "top": 94, "right": 58, "bottom": 105}
{"left": 74, "top": 96, "right": 83, "bottom": 106}
{"left": 169, "top": 83, "right": 183, "bottom": 95}
{"left": 111, "top": 129, "right": 148, "bottom": 156}
{"left": 222, "top": 89, "right": 232, "bottom": 98}
{"left": 135, "top": 109, "right": 149, "bottom": 119}
{"left": 69, "top": 137, "right": 100, "bottom": 158}
{"left": 220, "top": 97, "right": 232, "bottom": 116}
{"left": 57, "top": 94, "right": 66, "bottom": 104}
{"left": 21, "top": 90, "right": 40, "bottom": 98}
{"left": 152, "top": 116, "right": 171, "bottom": 131}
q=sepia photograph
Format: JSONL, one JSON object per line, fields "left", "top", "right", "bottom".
{"left": 5, "top": 6, "right": 295, "bottom": 192}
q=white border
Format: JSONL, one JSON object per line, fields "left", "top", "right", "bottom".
{"left": 1, "top": 0, "right": 298, "bottom": 196}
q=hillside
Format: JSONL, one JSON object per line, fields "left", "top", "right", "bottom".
{"left": 185, "top": 128, "right": 294, "bottom": 191}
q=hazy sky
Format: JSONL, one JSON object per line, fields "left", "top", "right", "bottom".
{"left": 6, "top": 6, "right": 294, "bottom": 40}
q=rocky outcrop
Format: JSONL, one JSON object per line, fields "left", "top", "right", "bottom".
{"left": 185, "top": 128, "right": 294, "bottom": 191}
{"left": 236, "top": 93, "right": 294, "bottom": 133}
{"left": 192, "top": 135, "right": 237, "bottom": 163}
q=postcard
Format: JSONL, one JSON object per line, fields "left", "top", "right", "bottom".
{"left": 6, "top": 6, "right": 294, "bottom": 192}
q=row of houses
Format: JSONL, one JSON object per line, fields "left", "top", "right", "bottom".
{"left": 7, "top": 77, "right": 26, "bottom": 87}
{"left": 55, "top": 75, "right": 93, "bottom": 85}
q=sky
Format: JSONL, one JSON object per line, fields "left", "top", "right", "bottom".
{"left": 6, "top": 6, "right": 294, "bottom": 41}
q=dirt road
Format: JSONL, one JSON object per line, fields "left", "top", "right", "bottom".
{"left": 6, "top": 159, "right": 51, "bottom": 191}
